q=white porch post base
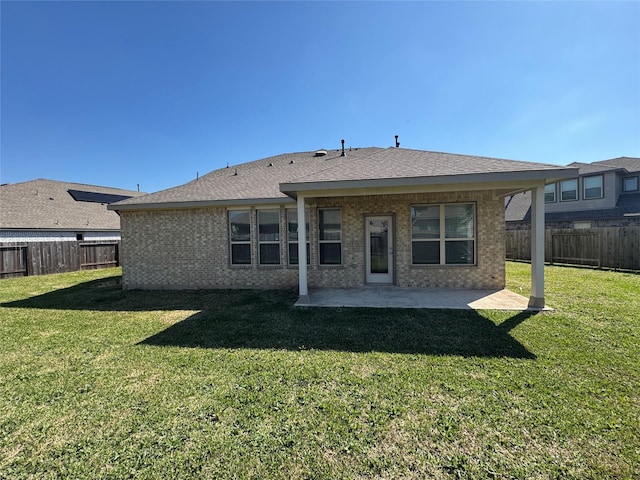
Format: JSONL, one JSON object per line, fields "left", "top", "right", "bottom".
{"left": 528, "top": 296, "right": 545, "bottom": 309}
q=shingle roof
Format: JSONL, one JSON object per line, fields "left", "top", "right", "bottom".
{"left": 110, "top": 148, "right": 384, "bottom": 208}
{"left": 566, "top": 162, "right": 622, "bottom": 175}
{"left": 592, "top": 157, "right": 640, "bottom": 173}
{"left": 504, "top": 190, "right": 533, "bottom": 222}
{"left": 1, "top": 179, "right": 146, "bottom": 230}
{"left": 111, "top": 147, "right": 574, "bottom": 210}
{"left": 290, "top": 148, "right": 567, "bottom": 184}
{"left": 505, "top": 191, "right": 640, "bottom": 223}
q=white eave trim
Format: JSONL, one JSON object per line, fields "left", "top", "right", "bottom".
{"left": 280, "top": 168, "right": 579, "bottom": 196}
{"left": 107, "top": 196, "right": 295, "bottom": 212}
{"left": 280, "top": 169, "right": 579, "bottom": 199}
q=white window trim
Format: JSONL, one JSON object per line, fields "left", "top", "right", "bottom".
{"left": 411, "top": 203, "right": 476, "bottom": 266}
{"left": 318, "top": 208, "right": 342, "bottom": 266}
{"left": 583, "top": 175, "right": 604, "bottom": 200}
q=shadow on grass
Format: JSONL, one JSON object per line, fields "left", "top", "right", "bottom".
{"left": 2, "top": 276, "right": 537, "bottom": 358}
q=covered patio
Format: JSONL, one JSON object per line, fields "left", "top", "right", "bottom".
{"left": 295, "top": 286, "right": 552, "bottom": 310}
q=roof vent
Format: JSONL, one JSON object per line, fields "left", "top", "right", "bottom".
{"left": 314, "top": 149, "right": 328, "bottom": 157}
{"left": 395, "top": 135, "right": 400, "bottom": 148}
{"left": 340, "top": 139, "right": 346, "bottom": 157}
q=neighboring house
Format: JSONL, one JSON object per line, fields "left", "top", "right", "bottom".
{"left": 1, "top": 179, "right": 146, "bottom": 277}
{"left": 109, "top": 145, "right": 576, "bottom": 308}
{"left": 505, "top": 157, "right": 640, "bottom": 229}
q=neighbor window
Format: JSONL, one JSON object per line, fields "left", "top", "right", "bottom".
{"left": 544, "top": 183, "right": 556, "bottom": 203}
{"left": 560, "top": 179, "right": 578, "bottom": 201}
{"left": 229, "top": 210, "right": 251, "bottom": 265}
{"left": 287, "top": 209, "right": 310, "bottom": 265}
{"left": 411, "top": 203, "right": 475, "bottom": 265}
{"left": 318, "top": 208, "right": 342, "bottom": 265}
{"left": 258, "top": 209, "right": 280, "bottom": 265}
{"left": 623, "top": 176, "right": 639, "bottom": 192}
{"left": 583, "top": 175, "right": 603, "bottom": 199}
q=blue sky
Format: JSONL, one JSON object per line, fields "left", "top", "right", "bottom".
{"left": 2, "top": 1, "right": 639, "bottom": 194}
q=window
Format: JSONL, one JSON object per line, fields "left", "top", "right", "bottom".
{"left": 560, "top": 179, "right": 578, "bottom": 201}
{"left": 623, "top": 176, "right": 639, "bottom": 192}
{"left": 411, "top": 203, "right": 475, "bottom": 265}
{"left": 583, "top": 175, "right": 603, "bottom": 199}
{"left": 318, "top": 208, "right": 342, "bottom": 265}
{"left": 287, "top": 209, "right": 310, "bottom": 265}
{"left": 229, "top": 210, "right": 251, "bottom": 264}
{"left": 544, "top": 183, "right": 556, "bottom": 203}
{"left": 258, "top": 210, "right": 280, "bottom": 265}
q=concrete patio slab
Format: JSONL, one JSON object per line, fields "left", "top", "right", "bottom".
{"left": 295, "top": 287, "right": 552, "bottom": 311}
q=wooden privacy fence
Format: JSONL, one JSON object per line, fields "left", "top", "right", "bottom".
{"left": 0, "top": 241, "right": 120, "bottom": 279}
{"left": 505, "top": 227, "right": 640, "bottom": 271}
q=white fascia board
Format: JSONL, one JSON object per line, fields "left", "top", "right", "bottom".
{"left": 108, "top": 197, "right": 295, "bottom": 212}
{"left": 280, "top": 168, "right": 579, "bottom": 197}
{"left": 281, "top": 170, "right": 578, "bottom": 200}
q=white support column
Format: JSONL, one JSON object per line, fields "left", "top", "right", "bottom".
{"left": 528, "top": 185, "right": 545, "bottom": 309}
{"left": 297, "top": 194, "right": 309, "bottom": 298}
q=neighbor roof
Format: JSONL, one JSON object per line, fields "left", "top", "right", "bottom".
{"left": 506, "top": 192, "right": 640, "bottom": 223}
{"left": 1, "top": 179, "right": 146, "bottom": 231}
{"left": 592, "top": 157, "right": 640, "bottom": 173}
{"left": 110, "top": 147, "right": 576, "bottom": 211}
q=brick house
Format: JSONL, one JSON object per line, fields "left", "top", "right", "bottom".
{"left": 1, "top": 179, "right": 146, "bottom": 277}
{"left": 109, "top": 146, "right": 577, "bottom": 308}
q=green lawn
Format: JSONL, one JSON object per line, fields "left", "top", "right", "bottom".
{"left": 1, "top": 263, "right": 638, "bottom": 479}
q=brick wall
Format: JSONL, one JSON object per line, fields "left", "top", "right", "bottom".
{"left": 120, "top": 190, "right": 504, "bottom": 290}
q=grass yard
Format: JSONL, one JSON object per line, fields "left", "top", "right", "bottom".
{"left": 0, "top": 263, "right": 638, "bottom": 479}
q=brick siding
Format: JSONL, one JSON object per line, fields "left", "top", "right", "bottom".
{"left": 120, "top": 191, "right": 505, "bottom": 290}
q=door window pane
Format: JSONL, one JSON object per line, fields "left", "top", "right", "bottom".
{"left": 369, "top": 219, "right": 389, "bottom": 273}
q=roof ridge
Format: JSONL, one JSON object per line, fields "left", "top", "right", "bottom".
{"left": 1, "top": 178, "right": 144, "bottom": 194}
